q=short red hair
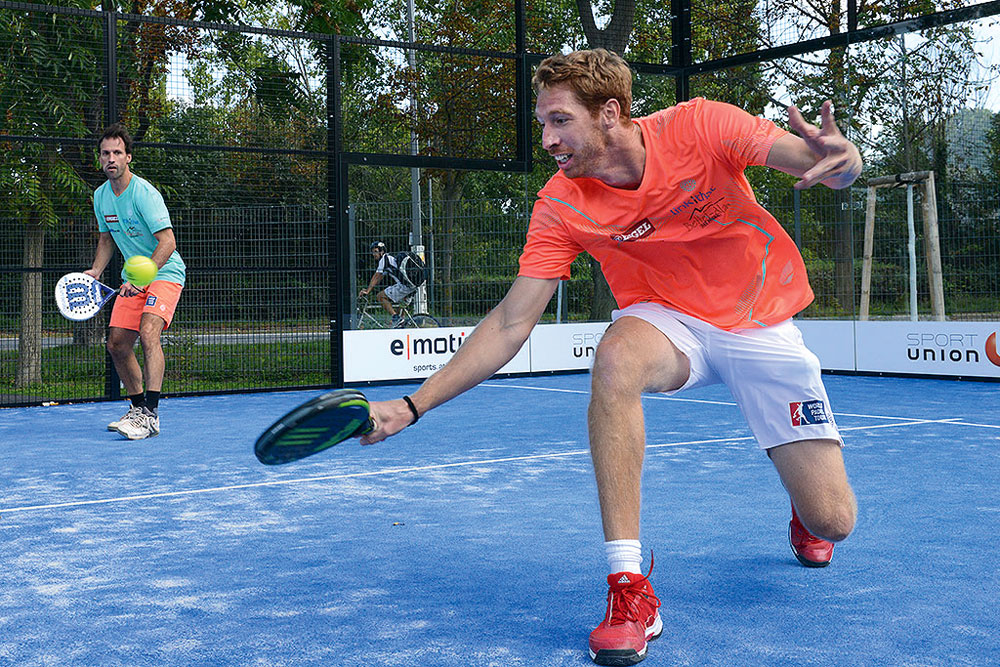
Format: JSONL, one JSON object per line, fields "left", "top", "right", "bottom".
{"left": 532, "top": 48, "right": 633, "bottom": 123}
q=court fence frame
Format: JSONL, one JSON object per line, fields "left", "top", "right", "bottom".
{"left": 2, "top": 0, "right": 999, "bottom": 406}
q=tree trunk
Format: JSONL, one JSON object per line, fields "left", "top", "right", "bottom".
{"left": 16, "top": 224, "right": 44, "bottom": 387}
{"left": 588, "top": 257, "right": 618, "bottom": 320}
{"left": 439, "top": 171, "right": 465, "bottom": 321}
{"left": 576, "top": 0, "right": 634, "bottom": 321}
{"left": 576, "top": 0, "right": 635, "bottom": 52}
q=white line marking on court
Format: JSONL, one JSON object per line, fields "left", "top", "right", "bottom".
{"left": 838, "top": 418, "right": 963, "bottom": 431}
{"left": 0, "top": 418, "right": 966, "bottom": 516}
{"left": 485, "top": 382, "right": 736, "bottom": 407}
{"left": 946, "top": 420, "right": 1000, "bottom": 429}
{"left": 484, "top": 382, "right": 953, "bottom": 421}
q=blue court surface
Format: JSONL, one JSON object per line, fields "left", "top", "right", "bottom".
{"left": 1, "top": 373, "right": 998, "bottom": 666}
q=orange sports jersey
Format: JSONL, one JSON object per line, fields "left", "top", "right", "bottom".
{"left": 518, "top": 97, "right": 814, "bottom": 330}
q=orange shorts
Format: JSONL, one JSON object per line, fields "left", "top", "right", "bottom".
{"left": 109, "top": 280, "right": 183, "bottom": 331}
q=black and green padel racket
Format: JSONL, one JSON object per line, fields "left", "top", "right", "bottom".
{"left": 254, "top": 389, "right": 375, "bottom": 465}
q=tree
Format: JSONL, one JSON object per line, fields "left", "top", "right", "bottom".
{"left": 344, "top": 0, "right": 523, "bottom": 319}
{"left": 988, "top": 111, "right": 1000, "bottom": 186}
{"left": 1, "top": 0, "right": 286, "bottom": 387}
{"left": 571, "top": 0, "right": 633, "bottom": 320}
{"left": 754, "top": 0, "right": 992, "bottom": 314}
{"left": 1, "top": 2, "right": 104, "bottom": 386}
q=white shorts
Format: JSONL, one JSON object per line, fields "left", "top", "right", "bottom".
{"left": 384, "top": 282, "right": 416, "bottom": 304}
{"left": 612, "top": 303, "right": 842, "bottom": 449}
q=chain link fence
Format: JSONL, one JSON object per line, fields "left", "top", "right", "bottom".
{"left": 2, "top": 0, "right": 998, "bottom": 406}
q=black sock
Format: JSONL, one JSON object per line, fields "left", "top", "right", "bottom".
{"left": 129, "top": 392, "right": 146, "bottom": 409}
{"left": 145, "top": 391, "right": 160, "bottom": 413}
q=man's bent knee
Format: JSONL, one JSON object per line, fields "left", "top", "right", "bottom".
{"left": 591, "top": 321, "right": 689, "bottom": 395}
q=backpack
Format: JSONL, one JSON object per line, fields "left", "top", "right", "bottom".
{"left": 392, "top": 251, "right": 426, "bottom": 288}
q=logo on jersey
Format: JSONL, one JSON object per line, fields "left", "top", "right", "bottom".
{"left": 610, "top": 219, "right": 654, "bottom": 244}
{"left": 145, "top": 295, "right": 158, "bottom": 307}
{"left": 104, "top": 214, "right": 119, "bottom": 225}
{"left": 789, "top": 400, "right": 830, "bottom": 426}
{"left": 669, "top": 187, "right": 716, "bottom": 217}
{"left": 679, "top": 178, "right": 697, "bottom": 192}
{"left": 684, "top": 199, "right": 734, "bottom": 230}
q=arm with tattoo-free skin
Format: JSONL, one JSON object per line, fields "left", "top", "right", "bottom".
{"left": 360, "top": 276, "right": 559, "bottom": 444}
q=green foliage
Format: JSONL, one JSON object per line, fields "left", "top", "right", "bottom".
{"left": 3, "top": 1, "right": 1000, "bottom": 401}
{"left": 0, "top": 4, "right": 103, "bottom": 226}
{"left": 988, "top": 112, "right": 1000, "bottom": 185}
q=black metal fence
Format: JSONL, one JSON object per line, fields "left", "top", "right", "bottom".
{"left": 3, "top": 0, "right": 999, "bottom": 406}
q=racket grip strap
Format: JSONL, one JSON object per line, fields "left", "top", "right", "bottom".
{"left": 402, "top": 395, "right": 420, "bottom": 425}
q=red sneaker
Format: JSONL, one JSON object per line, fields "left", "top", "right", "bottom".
{"left": 789, "top": 505, "right": 834, "bottom": 568}
{"left": 588, "top": 559, "right": 662, "bottom": 666}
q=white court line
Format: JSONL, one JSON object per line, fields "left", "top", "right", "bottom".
{"left": 948, "top": 420, "right": 1000, "bottom": 429}
{"left": 485, "top": 382, "right": 736, "bottom": 407}
{"left": 485, "top": 382, "right": 947, "bottom": 421}
{"left": 839, "top": 418, "right": 963, "bottom": 431}
{"left": 0, "top": 418, "right": 963, "bottom": 516}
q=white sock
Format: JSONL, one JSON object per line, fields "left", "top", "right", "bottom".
{"left": 605, "top": 539, "right": 643, "bottom": 574}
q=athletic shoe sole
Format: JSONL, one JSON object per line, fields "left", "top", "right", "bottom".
{"left": 116, "top": 426, "right": 160, "bottom": 441}
{"left": 589, "top": 647, "right": 647, "bottom": 666}
{"left": 589, "top": 615, "right": 662, "bottom": 666}
{"left": 789, "top": 526, "right": 832, "bottom": 568}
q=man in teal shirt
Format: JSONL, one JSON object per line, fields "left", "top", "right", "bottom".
{"left": 85, "top": 123, "right": 186, "bottom": 440}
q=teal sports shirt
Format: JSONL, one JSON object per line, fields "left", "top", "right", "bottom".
{"left": 94, "top": 174, "right": 186, "bottom": 286}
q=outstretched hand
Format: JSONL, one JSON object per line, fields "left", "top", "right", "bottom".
{"left": 786, "top": 100, "right": 862, "bottom": 190}
{"left": 359, "top": 398, "right": 414, "bottom": 445}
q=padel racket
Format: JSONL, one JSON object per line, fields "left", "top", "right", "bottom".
{"left": 254, "top": 388, "right": 375, "bottom": 465}
{"left": 54, "top": 272, "right": 118, "bottom": 321}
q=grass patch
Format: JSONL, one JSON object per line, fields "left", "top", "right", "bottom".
{"left": 1, "top": 340, "right": 331, "bottom": 404}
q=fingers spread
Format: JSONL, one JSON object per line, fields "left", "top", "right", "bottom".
{"left": 786, "top": 105, "right": 813, "bottom": 136}
{"left": 819, "top": 100, "right": 844, "bottom": 138}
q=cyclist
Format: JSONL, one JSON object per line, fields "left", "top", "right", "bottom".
{"left": 360, "top": 241, "right": 415, "bottom": 327}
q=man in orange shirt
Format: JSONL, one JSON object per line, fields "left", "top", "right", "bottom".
{"left": 364, "top": 49, "right": 861, "bottom": 665}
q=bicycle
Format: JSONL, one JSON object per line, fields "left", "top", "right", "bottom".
{"left": 355, "top": 293, "right": 440, "bottom": 329}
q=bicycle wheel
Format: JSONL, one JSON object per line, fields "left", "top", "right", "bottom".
{"left": 408, "top": 313, "right": 440, "bottom": 328}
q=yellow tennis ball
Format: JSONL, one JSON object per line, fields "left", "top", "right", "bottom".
{"left": 124, "top": 255, "right": 158, "bottom": 287}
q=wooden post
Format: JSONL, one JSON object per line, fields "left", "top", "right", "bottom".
{"left": 861, "top": 171, "right": 944, "bottom": 321}
{"left": 921, "top": 171, "right": 945, "bottom": 321}
{"left": 860, "top": 185, "right": 877, "bottom": 320}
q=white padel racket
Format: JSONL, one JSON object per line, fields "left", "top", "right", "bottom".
{"left": 54, "top": 272, "right": 118, "bottom": 321}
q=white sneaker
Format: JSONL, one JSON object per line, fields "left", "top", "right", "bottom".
{"left": 147, "top": 410, "right": 160, "bottom": 437}
{"left": 116, "top": 407, "right": 160, "bottom": 440}
{"left": 108, "top": 405, "right": 141, "bottom": 432}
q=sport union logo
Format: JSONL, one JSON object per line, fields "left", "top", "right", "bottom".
{"left": 987, "top": 332, "right": 1000, "bottom": 367}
